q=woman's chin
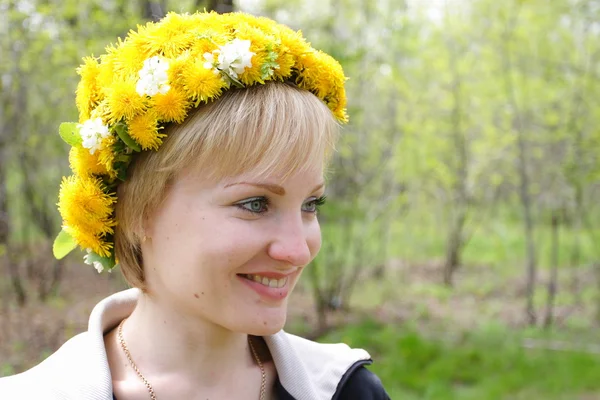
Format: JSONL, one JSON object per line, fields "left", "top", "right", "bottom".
{"left": 246, "top": 312, "right": 287, "bottom": 336}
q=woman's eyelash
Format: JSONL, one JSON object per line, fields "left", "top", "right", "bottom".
{"left": 234, "top": 195, "right": 327, "bottom": 215}
{"left": 313, "top": 195, "right": 327, "bottom": 206}
{"left": 235, "top": 197, "right": 270, "bottom": 214}
{"left": 303, "top": 195, "right": 327, "bottom": 213}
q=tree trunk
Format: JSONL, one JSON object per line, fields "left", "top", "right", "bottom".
{"left": 141, "top": 0, "right": 167, "bottom": 21}
{"left": 518, "top": 130, "right": 537, "bottom": 326}
{"left": 208, "top": 0, "right": 234, "bottom": 13}
{"left": 544, "top": 212, "right": 560, "bottom": 328}
{"left": 501, "top": 6, "right": 538, "bottom": 326}
{"left": 1, "top": 0, "right": 26, "bottom": 306}
{"left": 443, "top": 34, "right": 469, "bottom": 287}
{"left": 443, "top": 210, "right": 466, "bottom": 286}
{"left": 571, "top": 181, "right": 583, "bottom": 307}
{"left": 7, "top": 252, "right": 26, "bottom": 306}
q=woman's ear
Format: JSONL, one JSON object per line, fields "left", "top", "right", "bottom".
{"left": 138, "top": 215, "right": 152, "bottom": 245}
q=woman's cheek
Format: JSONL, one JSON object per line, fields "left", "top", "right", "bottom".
{"left": 307, "top": 221, "right": 322, "bottom": 261}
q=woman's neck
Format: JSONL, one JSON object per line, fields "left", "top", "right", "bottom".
{"left": 111, "top": 292, "right": 254, "bottom": 385}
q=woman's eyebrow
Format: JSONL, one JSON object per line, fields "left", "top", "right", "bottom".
{"left": 224, "top": 182, "right": 325, "bottom": 196}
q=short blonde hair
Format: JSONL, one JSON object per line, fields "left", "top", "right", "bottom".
{"left": 114, "top": 82, "right": 339, "bottom": 289}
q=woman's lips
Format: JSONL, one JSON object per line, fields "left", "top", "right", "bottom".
{"left": 237, "top": 272, "right": 292, "bottom": 301}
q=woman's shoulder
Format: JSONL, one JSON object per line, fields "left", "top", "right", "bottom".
{"left": 266, "top": 331, "right": 390, "bottom": 399}
{"left": 334, "top": 365, "right": 391, "bottom": 400}
{"left": 268, "top": 330, "right": 371, "bottom": 362}
{"left": 0, "top": 331, "right": 113, "bottom": 399}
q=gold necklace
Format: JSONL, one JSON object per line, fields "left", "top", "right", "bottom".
{"left": 117, "top": 319, "right": 266, "bottom": 400}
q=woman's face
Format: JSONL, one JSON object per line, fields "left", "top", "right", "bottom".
{"left": 142, "top": 164, "right": 325, "bottom": 335}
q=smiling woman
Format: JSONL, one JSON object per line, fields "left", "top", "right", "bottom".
{"left": 115, "top": 82, "right": 337, "bottom": 293}
{"left": 0, "top": 11, "right": 390, "bottom": 400}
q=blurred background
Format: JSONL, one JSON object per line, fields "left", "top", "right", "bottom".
{"left": 1, "top": 0, "right": 600, "bottom": 398}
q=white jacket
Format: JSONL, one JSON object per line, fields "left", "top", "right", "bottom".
{"left": 0, "top": 289, "right": 372, "bottom": 400}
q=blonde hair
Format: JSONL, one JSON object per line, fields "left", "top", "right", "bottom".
{"left": 114, "top": 82, "right": 339, "bottom": 289}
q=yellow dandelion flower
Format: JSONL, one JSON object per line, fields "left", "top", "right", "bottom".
{"left": 296, "top": 52, "right": 319, "bottom": 90}
{"left": 69, "top": 147, "right": 107, "bottom": 176}
{"left": 127, "top": 111, "right": 165, "bottom": 151}
{"left": 328, "top": 90, "right": 348, "bottom": 123}
{"left": 152, "top": 88, "right": 190, "bottom": 123}
{"left": 97, "top": 135, "right": 118, "bottom": 179}
{"left": 75, "top": 57, "right": 101, "bottom": 120}
{"left": 97, "top": 52, "right": 117, "bottom": 91}
{"left": 190, "top": 10, "right": 225, "bottom": 27}
{"left": 234, "top": 13, "right": 279, "bottom": 34}
{"left": 334, "top": 107, "right": 348, "bottom": 124}
{"left": 168, "top": 53, "right": 190, "bottom": 81}
{"left": 58, "top": 175, "right": 115, "bottom": 227}
{"left": 233, "top": 24, "right": 278, "bottom": 85}
{"left": 127, "top": 21, "right": 158, "bottom": 52}
{"left": 239, "top": 52, "right": 267, "bottom": 85}
{"left": 313, "top": 75, "right": 335, "bottom": 100}
{"left": 188, "top": 37, "right": 221, "bottom": 59}
{"left": 58, "top": 175, "right": 116, "bottom": 257}
{"left": 273, "top": 49, "right": 295, "bottom": 80}
{"left": 65, "top": 225, "right": 113, "bottom": 258}
{"left": 90, "top": 100, "right": 112, "bottom": 126}
{"left": 141, "top": 13, "right": 197, "bottom": 58}
{"left": 277, "top": 26, "right": 311, "bottom": 57}
{"left": 180, "top": 59, "right": 226, "bottom": 104}
{"left": 296, "top": 50, "right": 345, "bottom": 101}
{"left": 236, "top": 23, "right": 273, "bottom": 51}
{"left": 113, "top": 41, "right": 148, "bottom": 78}
{"left": 106, "top": 78, "right": 146, "bottom": 123}
{"left": 76, "top": 84, "right": 93, "bottom": 122}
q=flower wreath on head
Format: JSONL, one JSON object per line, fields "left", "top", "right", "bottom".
{"left": 53, "top": 11, "right": 348, "bottom": 273}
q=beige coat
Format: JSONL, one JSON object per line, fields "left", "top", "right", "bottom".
{"left": 0, "top": 288, "right": 371, "bottom": 399}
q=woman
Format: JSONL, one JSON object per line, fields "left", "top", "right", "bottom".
{"left": 0, "top": 11, "right": 390, "bottom": 400}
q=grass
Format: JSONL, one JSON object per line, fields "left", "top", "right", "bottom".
{"left": 311, "top": 206, "right": 600, "bottom": 399}
{"left": 319, "top": 319, "right": 600, "bottom": 400}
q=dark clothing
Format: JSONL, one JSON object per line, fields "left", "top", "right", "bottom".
{"left": 276, "top": 361, "right": 391, "bottom": 400}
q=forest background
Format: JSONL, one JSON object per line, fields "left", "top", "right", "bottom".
{"left": 1, "top": 0, "right": 600, "bottom": 398}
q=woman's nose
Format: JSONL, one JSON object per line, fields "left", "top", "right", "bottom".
{"left": 267, "top": 215, "right": 314, "bottom": 267}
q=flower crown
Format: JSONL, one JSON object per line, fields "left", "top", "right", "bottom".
{"left": 53, "top": 11, "right": 348, "bottom": 273}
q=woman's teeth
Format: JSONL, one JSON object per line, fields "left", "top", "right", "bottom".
{"left": 243, "top": 274, "right": 287, "bottom": 288}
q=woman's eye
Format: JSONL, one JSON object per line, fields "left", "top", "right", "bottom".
{"left": 302, "top": 196, "right": 327, "bottom": 213}
{"left": 236, "top": 197, "right": 269, "bottom": 214}
{"left": 235, "top": 195, "right": 326, "bottom": 215}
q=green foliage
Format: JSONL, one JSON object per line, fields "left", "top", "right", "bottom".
{"left": 58, "top": 123, "right": 82, "bottom": 147}
{"left": 3, "top": 0, "right": 600, "bottom": 394}
{"left": 391, "top": 205, "right": 600, "bottom": 268}
{"left": 84, "top": 250, "right": 116, "bottom": 271}
{"left": 114, "top": 123, "right": 141, "bottom": 153}
{"left": 52, "top": 229, "right": 77, "bottom": 259}
{"left": 320, "top": 320, "right": 600, "bottom": 399}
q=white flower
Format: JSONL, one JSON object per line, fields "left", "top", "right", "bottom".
{"left": 78, "top": 118, "right": 110, "bottom": 155}
{"left": 136, "top": 56, "right": 171, "bottom": 97}
{"left": 203, "top": 39, "right": 254, "bottom": 79}
{"left": 203, "top": 53, "right": 217, "bottom": 72}
{"left": 83, "top": 248, "right": 104, "bottom": 273}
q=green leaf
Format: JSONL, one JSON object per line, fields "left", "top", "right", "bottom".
{"left": 114, "top": 123, "right": 141, "bottom": 152}
{"left": 116, "top": 163, "right": 128, "bottom": 181}
{"left": 260, "top": 48, "right": 280, "bottom": 80}
{"left": 59, "top": 122, "right": 82, "bottom": 147}
{"left": 85, "top": 251, "right": 116, "bottom": 272}
{"left": 53, "top": 229, "right": 77, "bottom": 259}
{"left": 219, "top": 69, "right": 245, "bottom": 88}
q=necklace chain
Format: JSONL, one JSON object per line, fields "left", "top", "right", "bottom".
{"left": 117, "top": 319, "right": 266, "bottom": 400}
